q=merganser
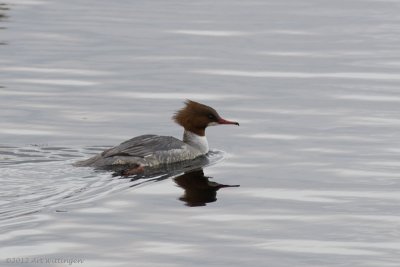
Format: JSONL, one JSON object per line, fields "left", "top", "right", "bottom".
{"left": 74, "top": 100, "right": 239, "bottom": 169}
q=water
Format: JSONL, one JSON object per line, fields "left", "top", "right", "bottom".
{"left": 1, "top": 0, "right": 400, "bottom": 266}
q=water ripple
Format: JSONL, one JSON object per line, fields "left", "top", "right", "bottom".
{"left": 193, "top": 69, "right": 400, "bottom": 80}
{"left": 0, "top": 146, "right": 225, "bottom": 221}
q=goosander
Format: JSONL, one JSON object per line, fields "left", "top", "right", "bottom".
{"left": 74, "top": 100, "right": 239, "bottom": 168}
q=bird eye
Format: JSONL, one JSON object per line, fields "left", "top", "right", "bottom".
{"left": 207, "top": 114, "right": 216, "bottom": 120}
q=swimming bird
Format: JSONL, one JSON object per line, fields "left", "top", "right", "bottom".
{"left": 74, "top": 100, "right": 239, "bottom": 170}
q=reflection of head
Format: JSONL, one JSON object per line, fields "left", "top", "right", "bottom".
{"left": 174, "top": 169, "right": 239, "bottom": 207}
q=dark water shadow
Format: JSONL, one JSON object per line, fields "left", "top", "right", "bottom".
{"left": 0, "top": 3, "right": 9, "bottom": 35}
{"left": 174, "top": 169, "right": 239, "bottom": 207}
{"left": 0, "top": 3, "right": 9, "bottom": 17}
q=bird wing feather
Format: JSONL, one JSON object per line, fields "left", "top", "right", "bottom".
{"left": 101, "top": 135, "right": 185, "bottom": 158}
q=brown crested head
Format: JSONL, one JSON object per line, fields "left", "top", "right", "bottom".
{"left": 172, "top": 100, "right": 239, "bottom": 136}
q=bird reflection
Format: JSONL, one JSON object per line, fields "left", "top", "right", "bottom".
{"left": 174, "top": 169, "right": 239, "bottom": 207}
{"left": 107, "top": 151, "right": 239, "bottom": 206}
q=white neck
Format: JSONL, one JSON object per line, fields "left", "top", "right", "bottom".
{"left": 183, "top": 130, "right": 209, "bottom": 154}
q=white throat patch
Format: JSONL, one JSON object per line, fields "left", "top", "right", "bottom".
{"left": 183, "top": 131, "right": 209, "bottom": 154}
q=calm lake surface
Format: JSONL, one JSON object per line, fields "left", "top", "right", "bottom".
{"left": 2, "top": 0, "right": 400, "bottom": 266}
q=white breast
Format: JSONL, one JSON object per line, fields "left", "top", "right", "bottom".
{"left": 183, "top": 130, "right": 209, "bottom": 154}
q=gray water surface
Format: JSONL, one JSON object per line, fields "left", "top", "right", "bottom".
{"left": 1, "top": 0, "right": 400, "bottom": 266}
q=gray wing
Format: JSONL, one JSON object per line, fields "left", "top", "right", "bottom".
{"left": 101, "top": 135, "right": 185, "bottom": 158}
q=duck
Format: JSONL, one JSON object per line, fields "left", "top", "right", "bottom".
{"left": 74, "top": 100, "right": 239, "bottom": 170}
